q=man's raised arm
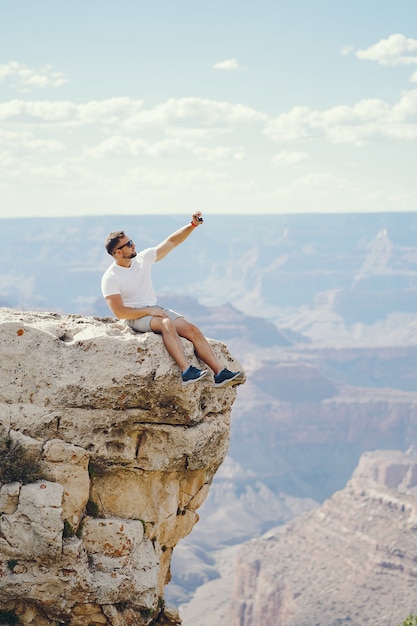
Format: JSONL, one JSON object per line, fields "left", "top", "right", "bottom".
{"left": 155, "top": 211, "right": 203, "bottom": 261}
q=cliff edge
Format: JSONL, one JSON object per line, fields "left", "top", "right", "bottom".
{"left": 0, "top": 308, "right": 244, "bottom": 626}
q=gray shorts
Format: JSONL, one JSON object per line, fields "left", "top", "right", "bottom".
{"left": 125, "top": 307, "right": 183, "bottom": 333}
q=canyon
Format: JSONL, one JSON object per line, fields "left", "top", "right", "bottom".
{"left": 229, "top": 449, "right": 417, "bottom": 626}
{"left": 2, "top": 213, "right": 417, "bottom": 624}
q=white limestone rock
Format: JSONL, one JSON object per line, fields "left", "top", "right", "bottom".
{"left": 0, "top": 308, "right": 244, "bottom": 625}
{"left": 0, "top": 480, "right": 63, "bottom": 560}
{"left": 0, "top": 481, "right": 21, "bottom": 515}
{"left": 82, "top": 518, "right": 158, "bottom": 607}
{"left": 42, "top": 438, "right": 90, "bottom": 527}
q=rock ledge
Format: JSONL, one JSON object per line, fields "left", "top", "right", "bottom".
{"left": 0, "top": 309, "right": 244, "bottom": 625}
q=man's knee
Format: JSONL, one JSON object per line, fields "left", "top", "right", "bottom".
{"left": 181, "top": 321, "right": 204, "bottom": 341}
{"left": 151, "top": 316, "right": 172, "bottom": 333}
{"left": 159, "top": 316, "right": 178, "bottom": 334}
{"left": 190, "top": 322, "right": 202, "bottom": 336}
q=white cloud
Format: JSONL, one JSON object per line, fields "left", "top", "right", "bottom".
{"left": 213, "top": 58, "right": 241, "bottom": 70}
{"left": 85, "top": 136, "right": 181, "bottom": 159}
{"left": 126, "top": 166, "right": 227, "bottom": 188}
{"left": 0, "top": 93, "right": 260, "bottom": 193}
{"left": 28, "top": 163, "right": 80, "bottom": 181}
{"left": 356, "top": 34, "right": 417, "bottom": 66}
{"left": 295, "top": 172, "right": 356, "bottom": 192}
{"left": 192, "top": 145, "right": 245, "bottom": 161}
{"left": 0, "top": 60, "right": 68, "bottom": 89}
{"left": 84, "top": 134, "right": 245, "bottom": 162}
{"left": 411, "top": 70, "right": 417, "bottom": 83}
{"left": 77, "top": 98, "right": 145, "bottom": 124}
{"left": 0, "top": 97, "right": 144, "bottom": 124}
{"left": 124, "top": 97, "right": 265, "bottom": 129}
{"left": 272, "top": 150, "right": 309, "bottom": 166}
{"left": 0, "top": 128, "right": 63, "bottom": 155}
{"left": 0, "top": 96, "right": 265, "bottom": 133}
{"left": 0, "top": 160, "right": 87, "bottom": 187}
{"left": 264, "top": 90, "right": 417, "bottom": 145}
{"left": 85, "top": 136, "right": 142, "bottom": 158}
{"left": 165, "top": 126, "right": 232, "bottom": 139}
{"left": 264, "top": 106, "right": 317, "bottom": 141}
{"left": 0, "top": 152, "right": 15, "bottom": 167}
{"left": 123, "top": 165, "right": 255, "bottom": 198}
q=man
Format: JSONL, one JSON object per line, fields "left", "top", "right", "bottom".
{"left": 101, "top": 212, "right": 243, "bottom": 388}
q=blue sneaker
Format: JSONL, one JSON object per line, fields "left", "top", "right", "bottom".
{"left": 182, "top": 366, "right": 209, "bottom": 386}
{"left": 214, "top": 368, "right": 243, "bottom": 388}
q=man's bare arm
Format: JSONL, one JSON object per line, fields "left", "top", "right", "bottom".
{"left": 105, "top": 294, "right": 167, "bottom": 320}
{"left": 155, "top": 212, "right": 203, "bottom": 262}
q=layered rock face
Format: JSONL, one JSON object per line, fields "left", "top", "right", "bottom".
{"left": 229, "top": 449, "right": 417, "bottom": 626}
{"left": 0, "top": 309, "right": 243, "bottom": 625}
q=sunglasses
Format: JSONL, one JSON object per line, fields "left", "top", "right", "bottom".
{"left": 115, "top": 240, "right": 134, "bottom": 251}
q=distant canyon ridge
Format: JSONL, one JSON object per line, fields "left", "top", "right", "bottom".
{"left": 2, "top": 212, "right": 417, "bottom": 348}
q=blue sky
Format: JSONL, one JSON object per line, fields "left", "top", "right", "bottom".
{"left": 1, "top": 0, "right": 417, "bottom": 218}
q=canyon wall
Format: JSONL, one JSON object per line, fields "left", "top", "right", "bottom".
{"left": 229, "top": 449, "right": 417, "bottom": 626}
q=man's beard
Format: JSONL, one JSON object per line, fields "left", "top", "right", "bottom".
{"left": 127, "top": 251, "right": 137, "bottom": 259}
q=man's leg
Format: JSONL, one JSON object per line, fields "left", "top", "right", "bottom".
{"left": 150, "top": 315, "right": 242, "bottom": 388}
{"left": 173, "top": 317, "right": 223, "bottom": 374}
{"left": 150, "top": 316, "right": 189, "bottom": 371}
{"left": 150, "top": 316, "right": 209, "bottom": 386}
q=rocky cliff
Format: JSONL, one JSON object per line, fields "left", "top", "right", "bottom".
{"left": 229, "top": 449, "right": 417, "bottom": 626}
{"left": 0, "top": 308, "right": 244, "bottom": 626}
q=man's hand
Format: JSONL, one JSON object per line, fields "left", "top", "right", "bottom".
{"left": 191, "top": 211, "right": 203, "bottom": 226}
{"left": 155, "top": 213, "right": 204, "bottom": 261}
{"left": 105, "top": 296, "right": 169, "bottom": 320}
{"left": 147, "top": 307, "right": 168, "bottom": 318}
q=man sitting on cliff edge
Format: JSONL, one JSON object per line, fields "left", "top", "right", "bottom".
{"left": 101, "top": 211, "right": 243, "bottom": 388}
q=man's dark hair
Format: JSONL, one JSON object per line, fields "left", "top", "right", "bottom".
{"left": 105, "top": 231, "right": 125, "bottom": 256}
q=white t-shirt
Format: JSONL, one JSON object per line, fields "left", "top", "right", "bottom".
{"left": 101, "top": 247, "right": 157, "bottom": 308}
